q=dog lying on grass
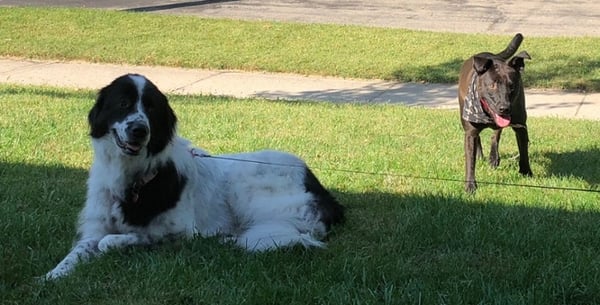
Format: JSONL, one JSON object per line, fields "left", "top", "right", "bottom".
{"left": 44, "top": 74, "right": 344, "bottom": 280}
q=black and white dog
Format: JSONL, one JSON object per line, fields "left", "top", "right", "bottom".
{"left": 44, "top": 74, "right": 344, "bottom": 280}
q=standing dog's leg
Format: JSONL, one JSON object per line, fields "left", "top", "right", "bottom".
{"left": 464, "top": 131, "right": 481, "bottom": 193}
{"left": 513, "top": 127, "right": 533, "bottom": 176}
{"left": 475, "top": 136, "right": 484, "bottom": 160}
{"left": 489, "top": 129, "right": 503, "bottom": 168}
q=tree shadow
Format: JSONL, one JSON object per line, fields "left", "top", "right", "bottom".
{"left": 123, "top": 0, "right": 238, "bottom": 13}
{"left": 391, "top": 58, "right": 464, "bottom": 84}
{"left": 333, "top": 189, "right": 600, "bottom": 303}
{"left": 0, "top": 161, "right": 87, "bottom": 288}
{"left": 390, "top": 55, "right": 600, "bottom": 92}
{"left": 0, "top": 85, "right": 94, "bottom": 100}
{"left": 543, "top": 146, "right": 600, "bottom": 187}
{"left": 526, "top": 55, "right": 600, "bottom": 92}
{"left": 3, "top": 160, "right": 600, "bottom": 304}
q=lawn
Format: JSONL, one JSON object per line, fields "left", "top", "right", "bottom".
{"left": 1, "top": 7, "right": 600, "bottom": 91}
{"left": 1, "top": 85, "right": 599, "bottom": 304}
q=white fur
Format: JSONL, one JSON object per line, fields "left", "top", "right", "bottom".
{"left": 43, "top": 75, "right": 337, "bottom": 280}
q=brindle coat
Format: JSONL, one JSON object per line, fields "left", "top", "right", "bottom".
{"left": 458, "top": 33, "right": 533, "bottom": 193}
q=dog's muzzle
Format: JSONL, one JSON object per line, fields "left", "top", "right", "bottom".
{"left": 112, "top": 122, "right": 149, "bottom": 156}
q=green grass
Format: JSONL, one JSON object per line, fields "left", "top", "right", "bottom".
{"left": 1, "top": 7, "right": 599, "bottom": 91}
{"left": 1, "top": 85, "right": 600, "bottom": 304}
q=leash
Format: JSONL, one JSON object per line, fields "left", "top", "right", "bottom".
{"left": 190, "top": 148, "right": 307, "bottom": 168}
{"left": 189, "top": 150, "right": 600, "bottom": 194}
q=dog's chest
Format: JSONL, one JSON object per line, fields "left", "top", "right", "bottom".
{"left": 109, "top": 160, "right": 188, "bottom": 228}
{"left": 109, "top": 202, "right": 134, "bottom": 233}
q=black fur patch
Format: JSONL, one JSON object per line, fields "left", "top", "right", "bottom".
{"left": 303, "top": 168, "right": 345, "bottom": 230}
{"left": 120, "top": 160, "right": 187, "bottom": 226}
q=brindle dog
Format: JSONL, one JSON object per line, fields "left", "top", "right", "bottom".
{"left": 458, "top": 33, "right": 532, "bottom": 193}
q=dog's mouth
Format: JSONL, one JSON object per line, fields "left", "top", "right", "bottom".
{"left": 112, "top": 129, "right": 144, "bottom": 156}
{"left": 480, "top": 98, "right": 511, "bottom": 128}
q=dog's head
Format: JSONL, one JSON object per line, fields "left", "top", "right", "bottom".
{"left": 473, "top": 51, "right": 531, "bottom": 127}
{"left": 88, "top": 74, "right": 177, "bottom": 156}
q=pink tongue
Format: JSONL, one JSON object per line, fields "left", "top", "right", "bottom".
{"left": 481, "top": 99, "right": 511, "bottom": 128}
{"left": 493, "top": 113, "right": 511, "bottom": 128}
{"left": 126, "top": 143, "right": 142, "bottom": 152}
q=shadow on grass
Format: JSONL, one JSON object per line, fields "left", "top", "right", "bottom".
{"left": 526, "top": 55, "right": 600, "bottom": 92}
{"left": 2, "top": 161, "right": 600, "bottom": 304}
{"left": 0, "top": 85, "right": 94, "bottom": 100}
{"left": 337, "top": 190, "right": 600, "bottom": 304}
{"left": 543, "top": 146, "right": 600, "bottom": 187}
{"left": 389, "top": 55, "right": 600, "bottom": 92}
{"left": 0, "top": 161, "right": 86, "bottom": 290}
{"left": 391, "top": 58, "right": 464, "bottom": 84}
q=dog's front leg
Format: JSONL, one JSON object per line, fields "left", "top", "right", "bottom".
{"left": 513, "top": 127, "right": 533, "bottom": 176}
{"left": 98, "top": 233, "right": 152, "bottom": 252}
{"left": 475, "top": 135, "right": 483, "bottom": 160}
{"left": 464, "top": 132, "right": 480, "bottom": 193}
{"left": 489, "top": 129, "right": 503, "bottom": 168}
{"left": 44, "top": 238, "right": 100, "bottom": 280}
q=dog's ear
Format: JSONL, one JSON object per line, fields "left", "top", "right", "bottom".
{"left": 88, "top": 88, "right": 107, "bottom": 137}
{"left": 88, "top": 91, "right": 104, "bottom": 123}
{"left": 473, "top": 56, "right": 493, "bottom": 75}
{"left": 145, "top": 85, "right": 178, "bottom": 155}
{"left": 509, "top": 51, "right": 531, "bottom": 72}
{"left": 158, "top": 91, "right": 177, "bottom": 133}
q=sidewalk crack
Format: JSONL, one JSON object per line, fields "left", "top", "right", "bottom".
{"left": 169, "top": 71, "right": 225, "bottom": 93}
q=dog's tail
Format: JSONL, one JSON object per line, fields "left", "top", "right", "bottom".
{"left": 495, "top": 33, "right": 523, "bottom": 60}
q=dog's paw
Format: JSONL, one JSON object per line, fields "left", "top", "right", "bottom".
{"left": 98, "top": 234, "right": 126, "bottom": 252}
{"left": 42, "top": 269, "right": 67, "bottom": 281}
{"left": 35, "top": 275, "right": 49, "bottom": 283}
{"left": 98, "top": 234, "right": 142, "bottom": 252}
{"left": 98, "top": 238, "right": 113, "bottom": 253}
{"left": 489, "top": 156, "right": 500, "bottom": 168}
{"left": 465, "top": 181, "right": 477, "bottom": 193}
{"left": 520, "top": 168, "right": 533, "bottom": 177}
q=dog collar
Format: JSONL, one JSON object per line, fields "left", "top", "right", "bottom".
{"left": 123, "top": 168, "right": 158, "bottom": 204}
{"left": 462, "top": 73, "right": 495, "bottom": 125}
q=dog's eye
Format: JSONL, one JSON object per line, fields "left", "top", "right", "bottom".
{"left": 119, "top": 99, "right": 132, "bottom": 108}
{"left": 489, "top": 82, "right": 498, "bottom": 90}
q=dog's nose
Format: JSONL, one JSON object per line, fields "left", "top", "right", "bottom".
{"left": 498, "top": 105, "right": 510, "bottom": 114}
{"left": 127, "top": 122, "right": 149, "bottom": 140}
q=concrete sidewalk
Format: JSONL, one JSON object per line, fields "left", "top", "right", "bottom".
{"left": 1, "top": 58, "right": 599, "bottom": 120}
